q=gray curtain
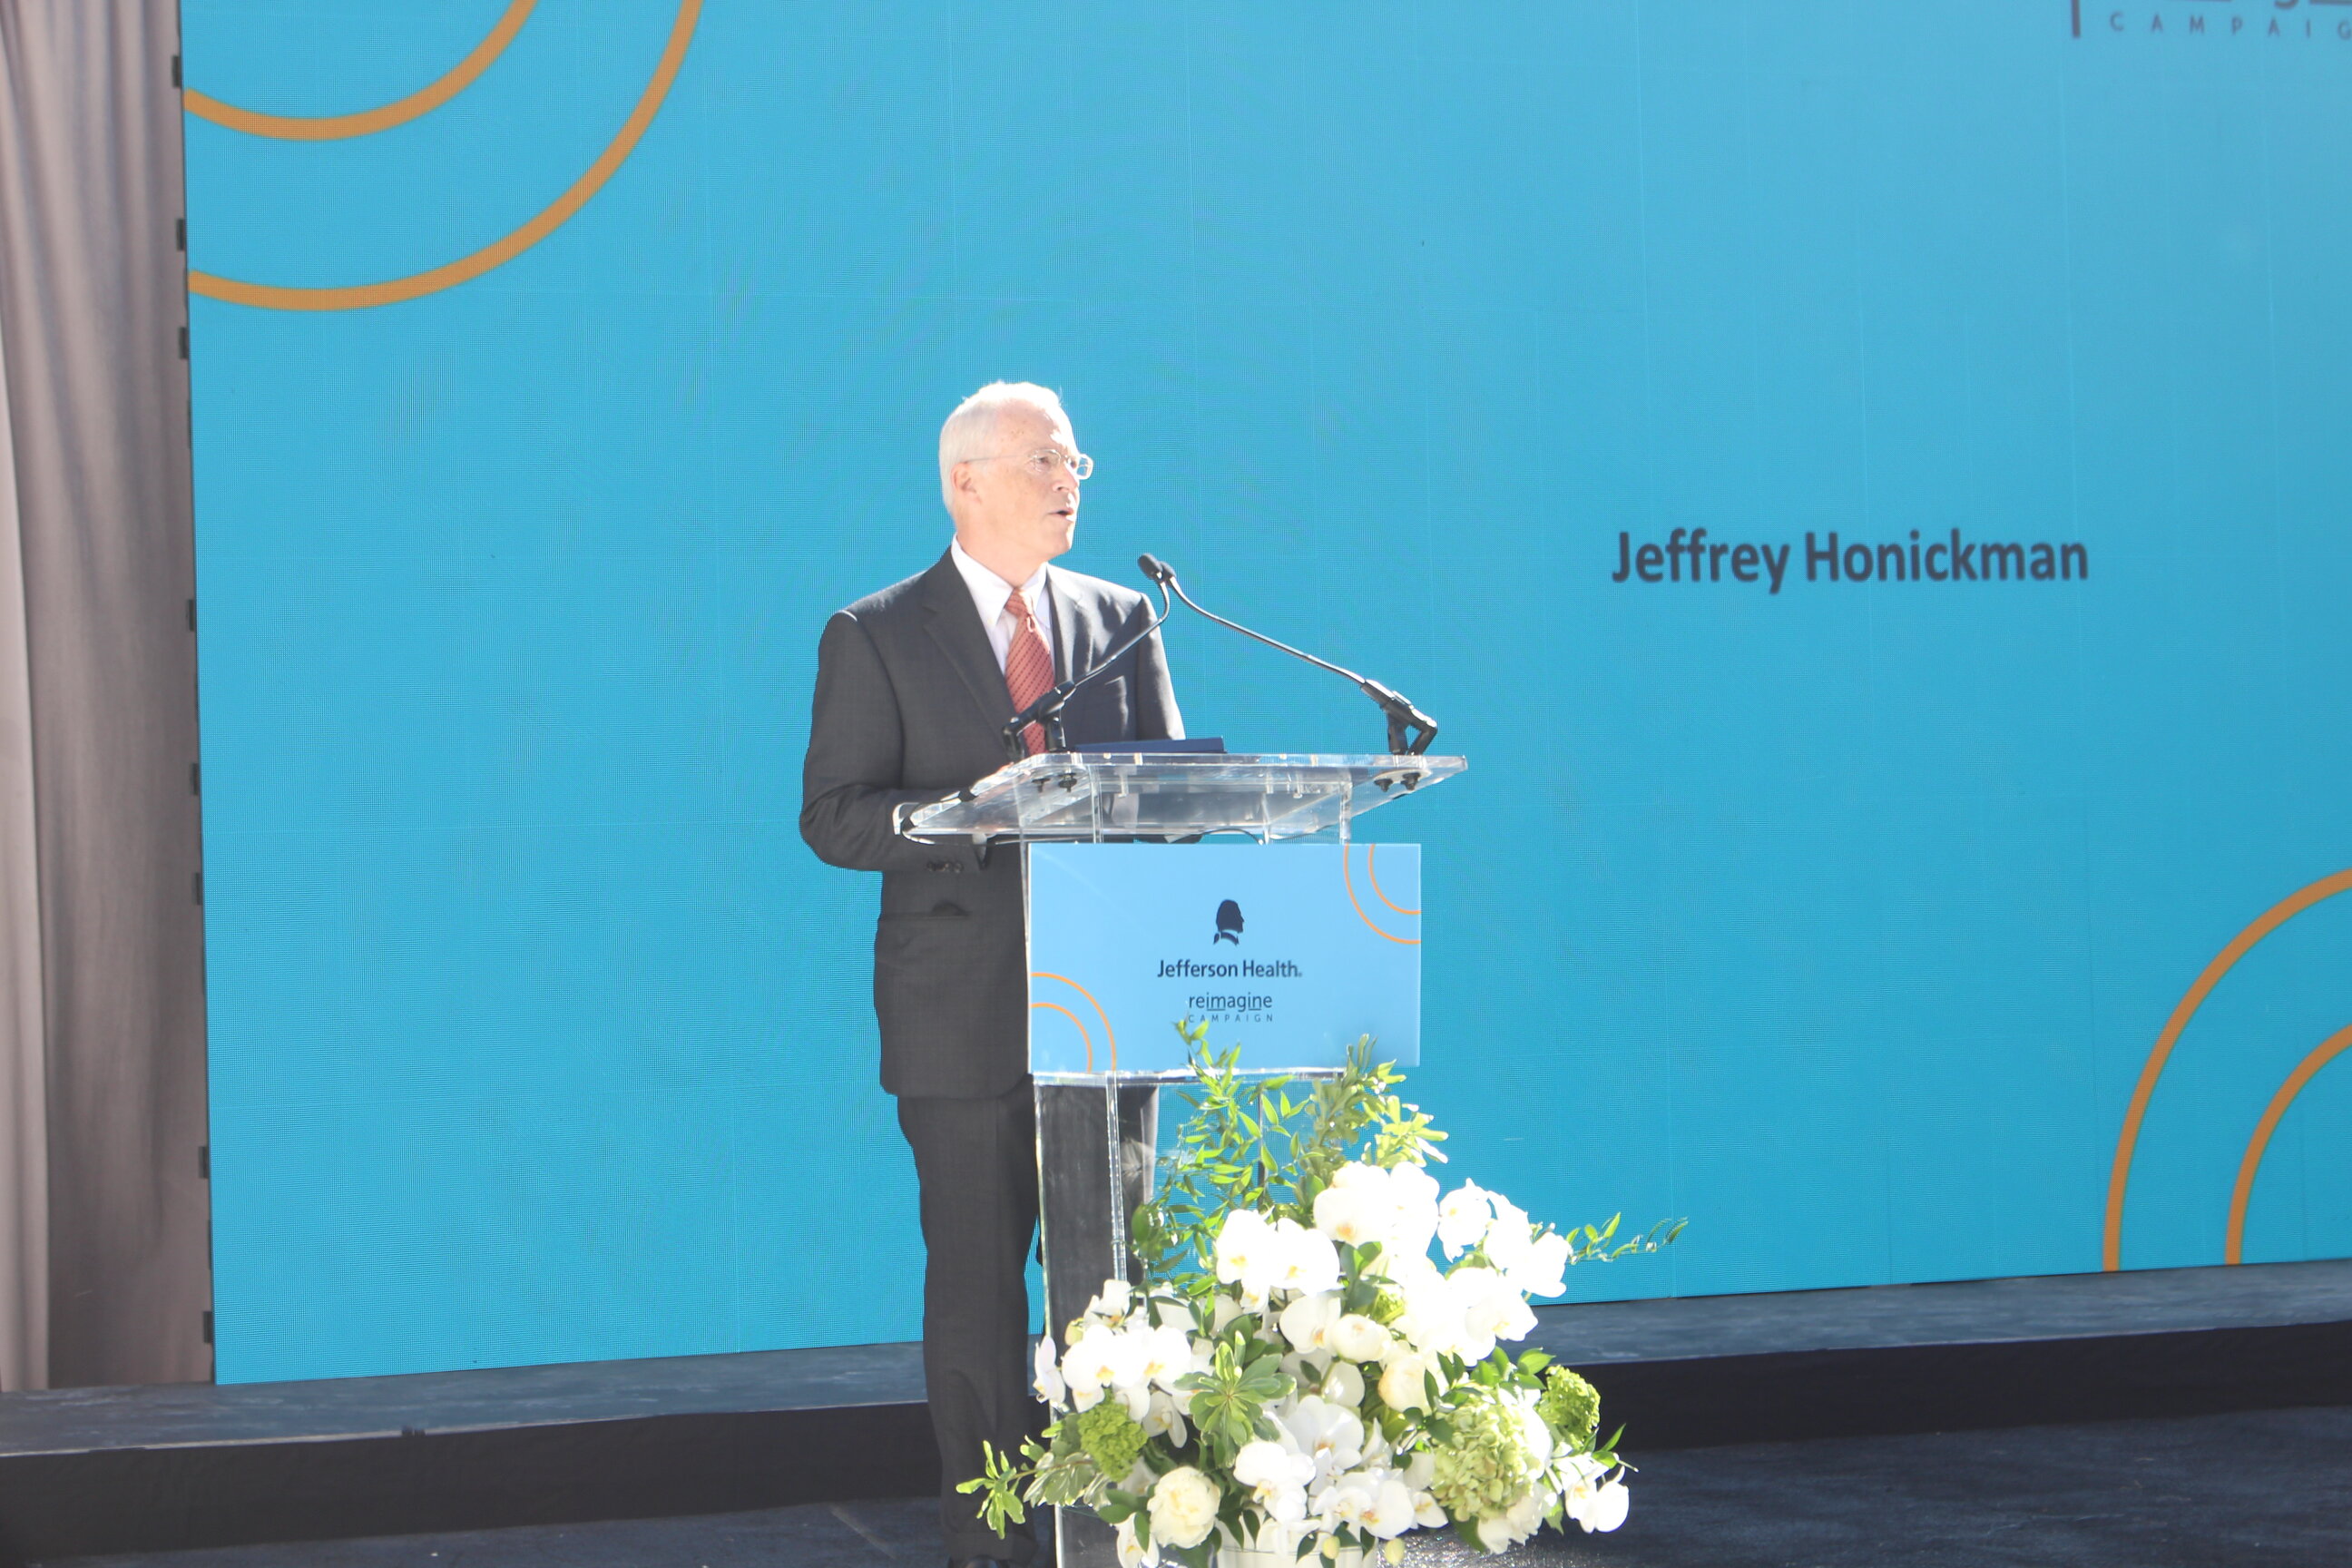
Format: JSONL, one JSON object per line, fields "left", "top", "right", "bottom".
{"left": 0, "top": 0, "right": 210, "bottom": 1388}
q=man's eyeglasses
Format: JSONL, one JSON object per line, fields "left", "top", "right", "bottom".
{"left": 968, "top": 447, "right": 1093, "bottom": 482}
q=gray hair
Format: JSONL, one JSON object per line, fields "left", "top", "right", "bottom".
{"left": 938, "top": 381, "right": 1068, "bottom": 508}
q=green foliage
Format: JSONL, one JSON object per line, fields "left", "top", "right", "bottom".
{"left": 1426, "top": 1386, "right": 1534, "bottom": 1524}
{"left": 1130, "top": 1026, "right": 1446, "bottom": 1297}
{"left": 1073, "top": 1401, "right": 1148, "bottom": 1480}
{"left": 1176, "top": 1335, "right": 1294, "bottom": 1465}
{"left": 963, "top": 1026, "right": 1683, "bottom": 1540}
{"left": 1537, "top": 1366, "right": 1602, "bottom": 1446}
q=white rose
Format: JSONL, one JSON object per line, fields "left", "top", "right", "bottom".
{"left": 1319, "top": 1357, "right": 1366, "bottom": 1407}
{"left": 1377, "top": 1353, "right": 1433, "bottom": 1413}
{"left": 1148, "top": 1466, "right": 1222, "bottom": 1550}
{"left": 1328, "top": 1313, "right": 1390, "bottom": 1364}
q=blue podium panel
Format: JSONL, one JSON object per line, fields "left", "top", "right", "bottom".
{"left": 1025, "top": 842, "right": 1422, "bottom": 1078}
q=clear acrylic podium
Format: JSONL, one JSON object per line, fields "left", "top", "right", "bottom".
{"left": 904, "top": 750, "right": 1464, "bottom": 1566}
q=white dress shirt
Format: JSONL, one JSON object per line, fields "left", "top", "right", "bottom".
{"left": 950, "top": 537, "right": 1055, "bottom": 677}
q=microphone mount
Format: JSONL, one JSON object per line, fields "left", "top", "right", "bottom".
{"left": 1140, "top": 554, "right": 1437, "bottom": 756}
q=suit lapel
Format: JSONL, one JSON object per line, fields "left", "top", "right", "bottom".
{"left": 917, "top": 552, "right": 1015, "bottom": 729}
{"left": 1045, "top": 568, "right": 1090, "bottom": 683}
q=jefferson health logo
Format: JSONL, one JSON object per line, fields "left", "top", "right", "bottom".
{"left": 2074, "top": 0, "right": 2352, "bottom": 40}
{"left": 1213, "top": 898, "right": 1244, "bottom": 946}
{"left": 1155, "top": 901, "right": 1302, "bottom": 1023}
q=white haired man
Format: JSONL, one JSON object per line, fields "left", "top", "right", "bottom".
{"left": 799, "top": 383, "right": 1182, "bottom": 1567}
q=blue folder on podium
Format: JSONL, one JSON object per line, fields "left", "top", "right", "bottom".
{"left": 903, "top": 750, "right": 1464, "bottom": 1566}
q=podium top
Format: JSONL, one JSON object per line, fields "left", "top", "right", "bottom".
{"left": 902, "top": 751, "right": 1467, "bottom": 844}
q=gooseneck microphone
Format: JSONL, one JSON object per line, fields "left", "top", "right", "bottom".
{"left": 1136, "top": 553, "right": 1438, "bottom": 756}
{"left": 1000, "top": 571, "right": 1176, "bottom": 761}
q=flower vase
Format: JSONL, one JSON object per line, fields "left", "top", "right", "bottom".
{"left": 1216, "top": 1547, "right": 1366, "bottom": 1568}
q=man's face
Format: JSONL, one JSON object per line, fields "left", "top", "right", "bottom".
{"left": 960, "top": 404, "right": 1081, "bottom": 566}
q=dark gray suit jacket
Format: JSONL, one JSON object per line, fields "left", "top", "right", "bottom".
{"left": 800, "top": 550, "right": 1183, "bottom": 1099}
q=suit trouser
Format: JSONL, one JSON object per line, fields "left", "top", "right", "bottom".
{"left": 897, "top": 1080, "right": 1161, "bottom": 1563}
{"left": 897, "top": 1083, "right": 1043, "bottom": 1563}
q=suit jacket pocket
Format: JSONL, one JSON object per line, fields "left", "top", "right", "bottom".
{"left": 872, "top": 909, "right": 1021, "bottom": 1059}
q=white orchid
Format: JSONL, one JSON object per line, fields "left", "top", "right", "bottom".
{"left": 1566, "top": 1475, "right": 1631, "bottom": 1534}
{"left": 1215, "top": 1210, "right": 1279, "bottom": 1291}
{"left": 1279, "top": 1395, "right": 1366, "bottom": 1485}
{"left": 972, "top": 1136, "right": 1647, "bottom": 1568}
{"left": 1233, "top": 1438, "right": 1314, "bottom": 1524}
{"left": 1346, "top": 1473, "right": 1421, "bottom": 1540}
{"left": 1436, "top": 1181, "right": 1496, "bottom": 1259}
{"left": 1450, "top": 1266, "right": 1538, "bottom": 1357}
{"left": 1312, "top": 1178, "right": 1390, "bottom": 1249}
{"left": 1265, "top": 1217, "right": 1341, "bottom": 1297}
{"left": 1113, "top": 1514, "right": 1157, "bottom": 1568}
{"left": 1083, "top": 1278, "right": 1135, "bottom": 1327}
{"left": 1472, "top": 1486, "right": 1548, "bottom": 1553}
{"left": 1140, "top": 1387, "right": 1190, "bottom": 1446}
{"left": 1033, "top": 1332, "right": 1066, "bottom": 1406}
{"left": 1133, "top": 1318, "right": 1201, "bottom": 1396}
{"left": 1147, "top": 1466, "right": 1221, "bottom": 1550}
{"left": 1279, "top": 1289, "right": 1342, "bottom": 1355}
{"left": 1506, "top": 1230, "right": 1574, "bottom": 1298}
{"left": 1061, "top": 1320, "right": 1147, "bottom": 1415}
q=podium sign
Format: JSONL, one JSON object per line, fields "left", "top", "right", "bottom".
{"left": 1026, "top": 842, "right": 1422, "bottom": 1080}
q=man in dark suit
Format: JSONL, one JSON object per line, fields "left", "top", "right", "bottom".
{"left": 800, "top": 383, "right": 1181, "bottom": 1568}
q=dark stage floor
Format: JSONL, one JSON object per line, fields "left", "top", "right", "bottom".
{"left": 50, "top": 1403, "right": 2351, "bottom": 1568}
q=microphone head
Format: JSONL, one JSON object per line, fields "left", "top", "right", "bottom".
{"left": 1137, "top": 553, "right": 1171, "bottom": 584}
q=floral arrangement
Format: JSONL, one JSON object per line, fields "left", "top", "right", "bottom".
{"left": 965, "top": 1033, "right": 1681, "bottom": 1566}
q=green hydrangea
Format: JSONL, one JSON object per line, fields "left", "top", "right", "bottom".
{"left": 1537, "top": 1367, "right": 1601, "bottom": 1447}
{"left": 1073, "top": 1400, "right": 1148, "bottom": 1480}
{"left": 1428, "top": 1388, "right": 1533, "bottom": 1524}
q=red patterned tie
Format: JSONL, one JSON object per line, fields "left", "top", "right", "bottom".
{"left": 1004, "top": 588, "right": 1055, "bottom": 755}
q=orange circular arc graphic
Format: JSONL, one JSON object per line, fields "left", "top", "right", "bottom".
{"left": 1031, "top": 972, "right": 1117, "bottom": 1072}
{"left": 2223, "top": 1021, "right": 2352, "bottom": 1265}
{"left": 1365, "top": 843, "right": 1420, "bottom": 916}
{"left": 185, "top": 0, "right": 537, "bottom": 141}
{"left": 2102, "top": 867, "right": 2352, "bottom": 1271}
{"left": 1028, "top": 1002, "right": 1093, "bottom": 1074}
{"left": 189, "top": 0, "right": 700, "bottom": 312}
{"left": 1344, "top": 846, "right": 1417, "bottom": 946}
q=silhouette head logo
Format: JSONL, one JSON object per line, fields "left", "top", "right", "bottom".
{"left": 1213, "top": 899, "right": 1244, "bottom": 946}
